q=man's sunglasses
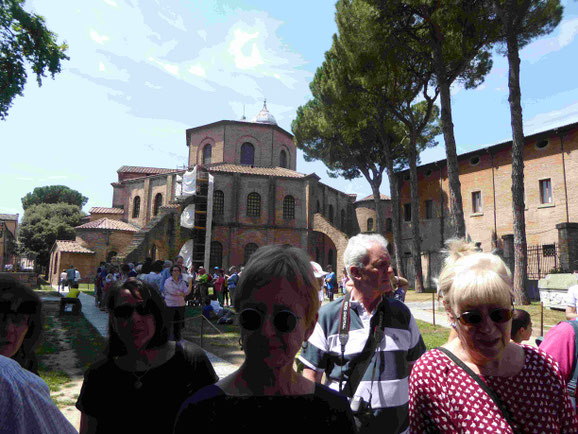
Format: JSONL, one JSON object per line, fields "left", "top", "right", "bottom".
{"left": 112, "top": 301, "right": 154, "bottom": 320}
{"left": 238, "top": 308, "right": 300, "bottom": 333}
{"left": 455, "top": 307, "right": 514, "bottom": 326}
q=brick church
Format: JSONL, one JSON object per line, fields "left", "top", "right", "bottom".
{"left": 48, "top": 102, "right": 385, "bottom": 285}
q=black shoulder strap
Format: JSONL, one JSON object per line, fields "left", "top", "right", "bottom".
{"left": 564, "top": 320, "right": 578, "bottom": 400}
{"left": 340, "top": 296, "right": 386, "bottom": 398}
{"left": 437, "top": 347, "right": 519, "bottom": 432}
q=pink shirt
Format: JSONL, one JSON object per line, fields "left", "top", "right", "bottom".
{"left": 163, "top": 276, "right": 191, "bottom": 307}
{"left": 540, "top": 320, "right": 576, "bottom": 382}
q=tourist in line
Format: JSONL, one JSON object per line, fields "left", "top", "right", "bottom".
{"left": 0, "top": 276, "right": 43, "bottom": 374}
{"left": 511, "top": 308, "right": 532, "bottom": 344}
{"left": 389, "top": 267, "right": 409, "bottom": 303}
{"left": 175, "top": 245, "right": 356, "bottom": 433}
{"left": 310, "top": 261, "right": 327, "bottom": 305}
{"left": 76, "top": 278, "right": 217, "bottom": 433}
{"left": 300, "top": 234, "right": 425, "bottom": 434}
{"left": 163, "top": 265, "right": 191, "bottom": 343}
{"left": 226, "top": 266, "right": 239, "bottom": 304}
{"left": 409, "top": 239, "right": 577, "bottom": 433}
{"left": 213, "top": 268, "right": 226, "bottom": 306}
{"left": 324, "top": 265, "right": 336, "bottom": 302}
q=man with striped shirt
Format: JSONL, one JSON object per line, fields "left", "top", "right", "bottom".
{"left": 299, "top": 234, "right": 425, "bottom": 434}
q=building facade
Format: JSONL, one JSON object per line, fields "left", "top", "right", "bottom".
{"left": 48, "top": 103, "right": 373, "bottom": 285}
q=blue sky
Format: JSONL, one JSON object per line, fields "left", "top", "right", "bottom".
{"left": 2, "top": 0, "right": 578, "bottom": 220}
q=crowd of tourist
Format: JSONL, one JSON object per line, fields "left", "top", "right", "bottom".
{"left": 1, "top": 233, "right": 577, "bottom": 433}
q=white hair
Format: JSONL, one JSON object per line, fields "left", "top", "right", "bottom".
{"left": 343, "top": 233, "right": 389, "bottom": 279}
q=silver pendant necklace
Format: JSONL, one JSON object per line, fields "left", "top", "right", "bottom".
{"left": 132, "top": 365, "right": 152, "bottom": 389}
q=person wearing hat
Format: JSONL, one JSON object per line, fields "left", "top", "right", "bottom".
{"left": 310, "top": 262, "right": 328, "bottom": 304}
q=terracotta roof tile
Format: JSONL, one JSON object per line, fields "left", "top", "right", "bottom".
{"left": 117, "top": 166, "right": 179, "bottom": 175}
{"left": 55, "top": 240, "right": 94, "bottom": 254}
{"left": 75, "top": 218, "right": 139, "bottom": 232}
{"left": 357, "top": 193, "right": 391, "bottom": 202}
{"left": 0, "top": 214, "right": 18, "bottom": 220}
{"left": 208, "top": 163, "right": 306, "bottom": 178}
{"left": 89, "top": 207, "right": 124, "bottom": 214}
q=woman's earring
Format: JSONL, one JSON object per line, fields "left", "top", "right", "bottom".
{"left": 451, "top": 321, "right": 457, "bottom": 329}
{"left": 238, "top": 337, "right": 243, "bottom": 350}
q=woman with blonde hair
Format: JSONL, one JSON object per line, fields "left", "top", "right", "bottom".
{"left": 409, "top": 240, "right": 576, "bottom": 433}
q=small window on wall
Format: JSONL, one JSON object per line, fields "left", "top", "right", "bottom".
{"left": 367, "top": 218, "right": 374, "bottom": 232}
{"left": 328, "top": 205, "right": 334, "bottom": 223}
{"left": 247, "top": 193, "right": 261, "bottom": 217}
{"left": 386, "top": 218, "right": 393, "bottom": 232}
{"left": 543, "top": 244, "right": 556, "bottom": 257}
{"left": 153, "top": 193, "right": 163, "bottom": 216}
{"left": 132, "top": 196, "right": 141, "bottom": 219}
{"left": 341, "top": 209, "right": 345, "bottom": 229}
{"left": 213, "top": 190, "right": 224, "bottom": 216}
{"left": 241, "top": 142, "right": 255, "bottom": 165}
{"left": 150, "top": 245, "right": 157, "bottom": 261}
{"left": 472, "top": 191, "right": 482, "bottom": 213}
{"left": 539, "top": 179, "right": 553, "bottom": 204}
{"left": 280, "top": 150, "right": 288, "bottom": 168}
{"left": 404, "top": 203, "right": 411, "bottom": 222}
{"left": 244, "top": 243, "right": 259, "bottom": 264}
{"left": 283, "top": 196, "right": 295, "bottom": 220}
{"left": 202, "top": 144, "right": 212, "bottom": 165}
{"left": 317, "top": 200, "right": 321, "bottom": 213}
{"left": 424, "top": 200, "right": 433, "bottom": 220}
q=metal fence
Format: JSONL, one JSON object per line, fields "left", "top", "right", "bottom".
{"left": 527, "top": 243, "right": 560, "bottom": 280}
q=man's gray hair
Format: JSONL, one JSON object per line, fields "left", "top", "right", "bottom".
{"left": 343, "top": 233, "right": 389, "bottom": 279}
{"left": 163, "top": 260, "right": 173, "bottom": 268}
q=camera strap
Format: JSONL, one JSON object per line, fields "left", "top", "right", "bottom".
{"left": 338, "top": 293, "right": 386, "bottom": 398}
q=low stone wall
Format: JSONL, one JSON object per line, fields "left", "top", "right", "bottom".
{"left": 0, "top": 272, "right": 40, "bottom": 289}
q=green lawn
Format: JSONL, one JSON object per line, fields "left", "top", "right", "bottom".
{"left": 416, "top": 319, "right": 450, "bottom": 350}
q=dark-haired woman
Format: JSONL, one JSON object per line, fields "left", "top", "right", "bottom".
{"left": 0, "top": 276, "right": 42, "bottom": 374}
{"left": 76, "top": 278, "right": 217, "bottom": 433}
{"left": 175, "top": 246, "right": 356, "bottom": 433}
{"left": 511, "top": 308, "right": 532, "bottom": 344}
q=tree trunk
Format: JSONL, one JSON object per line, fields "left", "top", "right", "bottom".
{"left": 370, "top": 174, "right": 385, "bottom": 236}
{"left": 387, "top": 168, "right": 405, "bottom": 278}
{"left": 505, "top": 23, "right": 529, "bottom": 305}
{"left": 409, "top": 133, "right": 424, "bottom": 292}
{"left": 432, "top": 41, "right": 466, "bottom": 239}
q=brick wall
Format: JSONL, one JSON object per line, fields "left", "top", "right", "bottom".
{"left": 398, "top": 124, "right": 578, "bottom": 252}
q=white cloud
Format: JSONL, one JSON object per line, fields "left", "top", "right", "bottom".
{"left": 525, "top": 101, "right": 578, "bottom": 135}
{"left": 103, "top": 0, "right": 117, "bottom": 7}
{"left": 188, "top": 65, "right": 206, "bottom": 77}
{"left": 558, "top": 17, "right": 578, "bottom": 47}
{"left": 89, "top": 29, "right": 110, "bottom": 45}
{"left": 229, "top": 28, "right": 264, "bottom": 69}
{"left": 521, "top": 17, "right": 578, "bottom": 64}
{"left": 144, "top": 81, "right": 162, "bottom": 89}
{"left": 197, "top": 30, "right": 207, "bottom": 41}
{"left": 99, "top": 62, "right": 106, "bottom": 72}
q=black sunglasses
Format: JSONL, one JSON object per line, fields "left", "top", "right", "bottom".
{"left": 113, "top": 301, "right": 153, "bottom": 320}
{"left": 238, "top": 308, "right": 300, "bottom": 333}
{"left": 455, "top": 307, "right": 514, "bottom": 326}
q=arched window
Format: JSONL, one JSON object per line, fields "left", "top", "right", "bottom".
{"left": 153, "top": 193, "right": 163, "bottom": 216}
{"left": 213, "top": 190, "right": 224, "bottom": 216}
{"left": 241, "top": 142, "right": 255, "bottom": 165}
{"left": 202, "top": 144, "right": 212, "bottom": 165}
{"left": 244, "top": 243, "right": 259, "bottom": 264}
{"left": 367, "top": 218, "right": 374, "bottom": 232}
{"left": 247, "top": 193, "right": 261, "bottom": 217}
{"left": 316, "top": 200, "right": 321, "bottom": 213}
{"left": 210, "top": 241, "right": 223, "bottom": 269}
{"left": 132, "top": 196, "right": 141, "bottom": 218}
{"left": 341, "top": 209, "right": 345, "bottom": 229}
{"left": 316, "top": 247, "right": 321, "bottom": 263}
{"left": 386, "top": 218, "right": 393, "bottom": 232}
{"left": 150, "top": 245, "right": 157, "bottom": 261}
{"left": 280, "top": 150, "right": 288, "bottom": 168}
{"left": 283, "top": 195, "right": 295, "bottom": 220}
{"left": 328, "top": 204, "right": 334, "bottom": 223}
